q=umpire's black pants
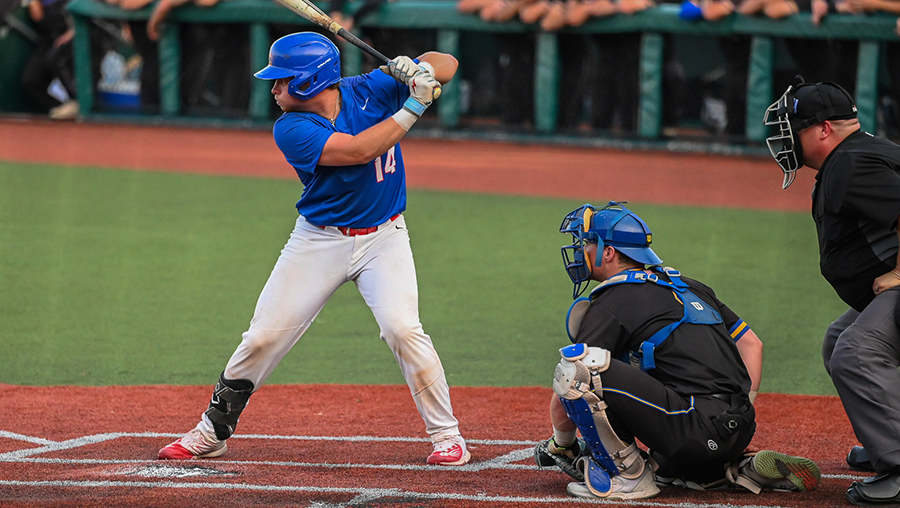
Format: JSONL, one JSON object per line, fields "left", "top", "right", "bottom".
{"left": 600, "top": 360, "right": 755, "bottom": 483}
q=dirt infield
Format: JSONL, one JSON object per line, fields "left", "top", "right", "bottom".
{"left": 0, "top": 384, "right": 863, "bottom": 508}
{"left": 0, "top": 119, "right": 814, "bottom": 212}
{"left": 0, "top": 119, "right": 851, "bottom": 507}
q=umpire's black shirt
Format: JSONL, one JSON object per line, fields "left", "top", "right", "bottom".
{"left": 813, "top": 130, "right": 900, "bottom": 311}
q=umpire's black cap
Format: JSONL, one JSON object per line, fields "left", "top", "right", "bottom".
{"left": 790, "top": 82, "right": 858, "bottom": 132}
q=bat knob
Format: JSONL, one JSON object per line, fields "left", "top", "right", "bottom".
{"left": 432, "top": 85, "right": 442, "bottom": 100}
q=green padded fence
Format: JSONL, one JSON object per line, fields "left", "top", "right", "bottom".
{"left": 67, "top": 0, "right": 900, "bottom": 139}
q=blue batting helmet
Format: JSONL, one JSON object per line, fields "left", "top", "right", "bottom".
{"left": 254, "top": 32, "right": 341, "bottom": 100}
{"left": 560, "top": 201, "right": 663, "bottom": 298}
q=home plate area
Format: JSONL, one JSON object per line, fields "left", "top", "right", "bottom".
{"left": 0, "top": 385, "right": 868, "bottom": 507}
{"left": 0, "top": 430, "right": 862, "bottom": 508}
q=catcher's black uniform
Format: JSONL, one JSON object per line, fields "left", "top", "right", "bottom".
{"left": 576, "top": 270, "right": 755, "bottom": 483}
{"left": 814, "top": 130, "right": 900, "bottom": 476}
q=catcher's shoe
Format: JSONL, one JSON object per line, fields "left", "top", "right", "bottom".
{"left": 566, "top": 462, "right": 660, "bottom": 500}
{"left": 534, "top": 437, "right": 586, "bottom": 480}
{"left": 158, "top": 427, "right": 227, "bottom": 460}
{"left": 727, "top": 450, "right": 820, "bottom": 493}
{"left": 427, "top": 435, "right": 471, "bottom": 466}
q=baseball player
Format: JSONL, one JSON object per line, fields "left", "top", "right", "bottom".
{"left": 157, "top": 31, "right": 470, "bottom": 466}
{"left": 535, "top": 202, "right": 820, "bottom": 500}
{"left": 764, "top": 80, "right": 900, "bottom": 506}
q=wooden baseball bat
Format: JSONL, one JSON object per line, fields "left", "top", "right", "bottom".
{"left": 274, "top": 0, "right": 441, "bottom": 99}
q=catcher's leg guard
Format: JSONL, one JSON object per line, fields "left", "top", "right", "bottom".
{"left": 204, "top": 372, "right": 254, "bottom": 440}
{"left": 553, "top": 344, "right": 647, "bottom": 498}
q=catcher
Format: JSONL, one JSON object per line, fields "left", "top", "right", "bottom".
{"left": 534, "top": 201, "right": 821, "bottom": 500}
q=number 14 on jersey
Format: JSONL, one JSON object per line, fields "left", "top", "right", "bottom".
{"left": 375, "top": 146, "right": 396, "bottom": 183}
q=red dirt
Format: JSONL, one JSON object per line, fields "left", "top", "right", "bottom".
{"left": 0, "top": 119, "right": 815, "bottom": 211}
{"left": 0, "top": 385, "right": 863, "bottom": 508}
{"left": 0, "top": 119, "right": 848, "bottom": 507}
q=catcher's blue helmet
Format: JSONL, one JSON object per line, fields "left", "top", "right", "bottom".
{"left": 254, "top": 32, "right": 341, "bottom": 99}
{"left": 560, "top": 201, "right": 663, "bottom": 298}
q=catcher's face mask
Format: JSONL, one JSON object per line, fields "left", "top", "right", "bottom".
{"left": 764, "top": 85, "right": 803, "bottom": 189}
{"left": 560, "top": 204, "right": 600, "bottom": 299}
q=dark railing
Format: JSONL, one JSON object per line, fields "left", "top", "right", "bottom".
{"left": 67, "top": 0, "right": 899, "bottom": 141}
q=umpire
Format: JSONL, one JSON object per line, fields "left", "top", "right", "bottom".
{"left": 765, "top": 80, "right": 900, "bottom": 506}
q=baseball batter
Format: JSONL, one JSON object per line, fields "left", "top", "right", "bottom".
{"left": 157, "top": 31, "right": 470, "bottom": 466}
{"left": 536, "top": 202, "right": 820, "bottom": 500}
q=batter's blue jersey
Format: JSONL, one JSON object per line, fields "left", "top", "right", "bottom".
{"left": 272, "top": 68, "right": 410, "bottom": 228}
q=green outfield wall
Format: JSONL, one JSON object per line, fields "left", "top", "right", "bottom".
{"left": 67, "top": 0, "right": 898, "bottom": 139}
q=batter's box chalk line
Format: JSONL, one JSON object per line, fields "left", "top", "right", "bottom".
{"left": 0, "top": 479, "right": 825, "bottom": 508}
{"left": 0, "top": 430, "right": 862, "bottom": 484}
{"left": 0, "top": 431, "right": 537, "bottom": 470}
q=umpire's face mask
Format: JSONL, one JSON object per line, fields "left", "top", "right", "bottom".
{"left": 764, "top": 87, "right": 804, "bottom": 189}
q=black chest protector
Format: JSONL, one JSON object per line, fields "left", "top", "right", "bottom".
{"left": 566, "top": 267, "right": 724, "bottom": 371}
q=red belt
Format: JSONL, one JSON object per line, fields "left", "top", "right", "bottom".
{"left": 317, "top": 214, "right": 400, "bottom": 237}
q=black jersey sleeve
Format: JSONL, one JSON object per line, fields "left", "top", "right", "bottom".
{"left": 576, "top": 303, "right": 629, "bottom": 354}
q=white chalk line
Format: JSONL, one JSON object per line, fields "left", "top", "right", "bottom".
{"left": 0, "top": 480, "right": 814, "bottom": 508}
{"left": 0, "top": 430, "right": 861, "bottom": 507}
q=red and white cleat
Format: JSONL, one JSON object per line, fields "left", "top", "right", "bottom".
{"left": 158, "top": 427, "right": 228, "bottom": 460}
{"left": 427, "top": 435, "right": 471, "bottom": 466}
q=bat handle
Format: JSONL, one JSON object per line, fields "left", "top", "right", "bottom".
{"left": 336, "top": 28, "right": 390, "bottom": 64}
{"left": 335, "top": 27, "right": 441, "bottom": 100}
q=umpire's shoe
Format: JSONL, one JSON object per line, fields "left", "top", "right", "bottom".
{"left": 848, "top": 446, "right": 877, "bottom": 472}
{"left": 535, "top": 437, "right": 586, "bottom": 481}
{"left": 847, "top": 473, "right": 900, "bottom": 506}
{"left": 727, "top": 450, "right": 820, "bottom": 493}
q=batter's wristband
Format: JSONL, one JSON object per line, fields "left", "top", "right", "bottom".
{"left": 392, "top": 108, "right": 418, "bottom": 131}
{"left": 403, "top": 97, "right": 428, "bottom": 117}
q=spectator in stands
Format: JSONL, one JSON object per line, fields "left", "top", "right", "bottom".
{"left": 585, "top": 0, "right": 653, "bottom": 133}
{"left": 566, "top": 0, "right": 619, "bottom": 24}
{"left": 146, "top": 0, "right": 250, "bottom": 116}
{"left": 463, "top": 0, "right": 650, "bottom": 132}
{"left": 329, "top": 0, "right": 385, "bottom": 32}
{"left": 737, "top": 0, "right": 798, "bottom": 16}
{"left": 327, "top": 0, "right": 432, "bottom": 74}
{"left": 104, "top": 0, "right": 160, "bottom": 112}
{"left": 782, "top": 0, "right": 857, "bottom": 98}
{"left": 697, "top": 0, "right": 797, "bottom": 139}
{"left": 834, "top": 0, "right": 900, "bottom": 139}
{"left": 475, "top": 0, "right": 642, "bottom": 28}
{"left": 21, "top": 0, "right": 79, "bottom": 119}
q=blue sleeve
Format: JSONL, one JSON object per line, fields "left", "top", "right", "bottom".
{"left": 272, "top": 113, "right": 334, "bottom": 175}
{"left": 360, "top": 67, "right": 408, "bottom": 114}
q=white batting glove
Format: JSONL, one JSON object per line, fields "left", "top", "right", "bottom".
{"left": 403, "top": 72, "right": 440, "bottom": 117}
{"left": 382, "top": 56, "right": 420, "bottom": 84}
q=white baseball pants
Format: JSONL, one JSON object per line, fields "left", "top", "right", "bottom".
{"left": 221, "top": 214, "right": 460, "bottom": 440}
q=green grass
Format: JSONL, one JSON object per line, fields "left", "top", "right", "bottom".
{"left": 0, "top": 161, "right": 845, "bottom": 395}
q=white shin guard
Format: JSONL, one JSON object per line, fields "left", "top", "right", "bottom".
{"left": 553, "top": 344, "right": 647, "bottom": 496}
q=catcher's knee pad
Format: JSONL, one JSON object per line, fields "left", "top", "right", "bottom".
{"left": 553, "top": 344, "right": 645, "bottom": 496}
{"left": 204, "top": 372, "right": 254, "bottom": 440}
{"left": 553, "top": 343, "right": 610, "bottom": 400}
